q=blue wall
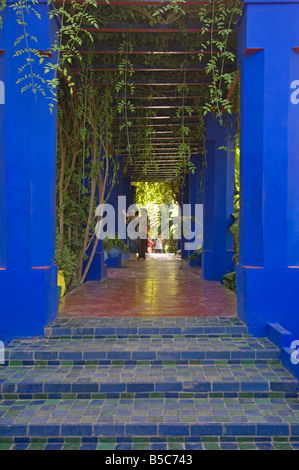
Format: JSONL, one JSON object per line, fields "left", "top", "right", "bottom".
{"left": 181, "top": 174, "right": 190, "bottom": 260}
{"left": 237, "top": 0, "right": 299, "bottom": 337}
{"left": 0, "top": 2, "right": 59, "bottom": 343}
{"left": 85, "top": 156, "right": 127, "bottom": 280}
{"left": 202, "top": 114, "right": 236, "bottom": 282}
{"left": 187, "top": 154, "right": 204, "bottom": 267}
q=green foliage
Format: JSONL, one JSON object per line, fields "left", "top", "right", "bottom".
{"left": 2, "top": 0, "right": 241, "bottom": 285}
{"left": 187, "top": 245, "right": 203, "bottom": 262}
{"left": 0, "top": 0, "right": 6, "bottom": 30}
{"left": 134, "top": 182, "right": 175, "bottom": 207}
{"left": 5, "top": 0, "right": 241, "bottom": 171}
{"left": 230, "top": 210, "right": 239, "bottom": 237}
{"left": 55, "top": 230, "right": 77, "bottom": 289}
{"left": 10, "top": 0, "right": 47, "bottom": 98}
{"left": 222, "top": 271, "right": 236, "bottom": 293}
{"left": 164, "top": 233, "right": 178, "bottom": 254}
{"left": 103, "top": 234, "right": 129, "bottom": 255}
{"left": 231, "top": 136, "right": 240, "bottom": 263}
{"left": 134, "top": 182, "right": 179, "bottom": 253}
{"left": 56, "top": 65, "right": 119, "bottom": 286}
{"left": 134, "top": 181, "right": 176, "bottom": 239}
{"left": 198, "top": 0, "right": 242, "bottom": 119}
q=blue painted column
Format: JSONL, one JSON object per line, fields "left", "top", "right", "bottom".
{"left": 237, "top": 0, "right": 299, "bottom": 337}
{"left": 180, "top": 174, "right": 190, "bottom": 260}
{"left": 83, "top": 239, "right": 107, "bottom": 282}
{"left": 0, "top": 2, "right": 59, "bottom": 342}
{"left": 109, "top": 155, "right": 124, "bottom": 236}
{"left": 82, "top": 152, "right": 107, "bottom": 281}
{"left": 188, "top": 154, "right": 204, "bottom": 267}
{"left": 202, "top": 114, "right": 236, "bottom": 282}
{"left": 123, "top": 176, "right": 133, "bottom": 210}
{"left": 85, "top": 155, "right": 126, "bottom": 278}
{"left": 122, "top": 175, "right": 133, "bottom": 260}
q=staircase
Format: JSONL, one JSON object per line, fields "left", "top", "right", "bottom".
{"left": 0, "top": 317, "right": 298, "bottom": 450}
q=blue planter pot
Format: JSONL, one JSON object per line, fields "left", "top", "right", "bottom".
{"left": 105, "top": 254, "right": 122, "bottom": 268}
{"left": 109, "top": 247, "right": 122, "bottom": 258}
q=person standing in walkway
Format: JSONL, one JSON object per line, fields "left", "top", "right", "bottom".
{"left": 125, "top": 209, "right": 139, "bottom": 261}
{"left": 154, "top": 234, "right": 164, "bottom": 254}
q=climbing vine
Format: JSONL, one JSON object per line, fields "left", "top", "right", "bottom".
{"left": 1, "top": 0, "right": 242, "bottom": 288}
{"left": 56, "top": 63, "right": 119, "bottom": 287}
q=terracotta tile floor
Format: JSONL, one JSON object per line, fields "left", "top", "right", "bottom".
{"left": 59, "top": 254, "right": 237, "bottom": 318}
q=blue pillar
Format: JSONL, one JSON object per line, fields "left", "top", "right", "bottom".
{"left": 188, "top": 154, "right": 204, "bottom": 267}
{"left": 109, "top": 155, "right": 124, "bottom": 236}
{"left": 84, "top": 239, "right": 107, "bottom": 282}
{"left": 0, "top": 3, "right": 58, "bottom": 343}
{"left": 202, "top": 114, "right": 236, "bottom": 282}
{"left": 85, "top": 155, "right": 125, "bottom": 279}
{"left": 181, "top": 174, "right": 190, "bottom": 260}
{"left": 236, "top": 0, "right": 299, "bottom": 337}
{"left": 83, "top": 147, "right": 108, "bottom": 282}
{"left": 123, "top": 176, "right": 133, "bottom": 209}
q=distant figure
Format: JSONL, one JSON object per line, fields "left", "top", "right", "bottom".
{"left": 154, "top": 234, "right": 164, "bottom": 254}
{"left": 148, "top": 239, "right": 155, "bottom": 254}
{"left": 125, "top": 209, "right": 139, "bottom": 261}
{"left": 137, "top": 208, "right": 148, "bottom": 260}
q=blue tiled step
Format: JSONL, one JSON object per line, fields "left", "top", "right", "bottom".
{"left": 45, "top": 317, "right": 248, "bottom": 338}
{"left": 3, "top": 436, "right": 299, "bottom": 450}
{"left": 0, "top": 363, "right": 297, "bottom": 398}
{"left": 1, "top": 397, "right": 299, "bottom": 438}
{"left": 4, "top": 337, "right": 280, "bottom": 365}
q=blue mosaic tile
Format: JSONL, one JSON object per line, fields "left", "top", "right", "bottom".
{"left": 185, "top": 443, "right": 204, "bottom": 450}
{"left": 29, "top": 425, "right": 60, "bottom": 437}
{"left": 12, "top": 444, "right": 29, "bottom": 450}
{"left": 0, "top": 316, "right": 297, "bottom": 448}
{"left": 224, "top": 424, "right": 256, "bottom": 436}
{"left": 0, "top": 426, "right": 27, "bottom": 436}
{"left": 126, "top": 425, "right": 158, "bottom": 436}
{"left": 94, "top": 425, "right": 125, "bottom": 436}
{"left": 159, "top": 425, "right": 189, "bottom": 436}
{"left": 191, "top": 425, "right": 223, "bottom": 436}
{"left": 45, "top": 444, "right": 63, "bottom": 450}
{"left": 256, "top": 424, "right": 289, "bottom": 436}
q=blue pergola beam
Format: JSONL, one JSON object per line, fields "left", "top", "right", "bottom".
{"left": 83, "top": 23, "right": 235, "bottom": 33}
{"left": 77, "top": 46, "right": 233, "bottom": 55}
{"left": 55, "top": 1, "right": 220, "bottom": 5}
{"left": 71, "top": 64, "right": 235, "bottom": 72}
{"left": 115, "top": 95, "right": 204, "bottom": 99}
{"left": 96, "top": 79, "right": 211, "bottom": 85}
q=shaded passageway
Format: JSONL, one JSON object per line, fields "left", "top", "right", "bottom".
{"left": 59, "top": 254, "right": 237, "bottom": 318}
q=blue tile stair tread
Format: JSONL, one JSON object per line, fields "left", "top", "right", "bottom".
{"left": 0, "top": 364, "right": 296, "bottom": 393}
{"left": 47, "top": 317, "right": 247, "bottom": 328}
{"left": 6, "top": 337, "right": 278, "bottom": 356}
{"left": 1, "top": 314, "right": 298, "bottom": 442}
{"left": 45, "top": 317, "right": 248, "bottom": 336}
{"left": 1, "top": 398, "right": 299, "bottom": 435}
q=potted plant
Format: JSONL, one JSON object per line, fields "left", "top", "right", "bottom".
{"left": 103, "top": 234, "right": 129, "bottom": 268}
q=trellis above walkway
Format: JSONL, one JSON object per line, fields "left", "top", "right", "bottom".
{"left": 56, "top": 0, "right": 239, "bottom": 181}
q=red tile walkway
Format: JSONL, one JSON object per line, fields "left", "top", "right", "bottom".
{"left": 59, "top": 254, "right": 237, "bottom": 318}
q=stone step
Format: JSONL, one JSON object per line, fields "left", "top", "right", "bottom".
{"left": 44, "top": 317, "right": 248, "bottom": 338}
{"left": 0, "top": 363, "right": 297, "bottom": 399}
{"left": 1, "top": 397, "right": 299, "bottom": 439}
{"left": 4, "top": 336, "right": 280, "bottom": 366}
